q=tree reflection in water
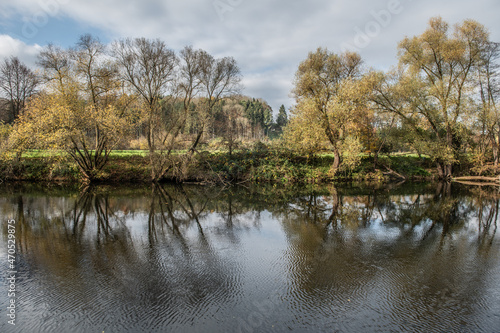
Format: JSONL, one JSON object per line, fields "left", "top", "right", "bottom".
{"left": 278, "top": 182, "right": 499, "bottom": 332}
{"left": 0, "top": 182, "right": 498, "bottom": 332}
{"left": 3, "top": 184, "right": 246, "bottom": 332}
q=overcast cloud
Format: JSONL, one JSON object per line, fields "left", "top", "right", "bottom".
{"left": 0, "top": 0, "right": 499, "bottom": 114}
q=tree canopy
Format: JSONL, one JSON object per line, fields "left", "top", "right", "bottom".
{"left": 286, "top": 48, "right": 372, "bottom": 172}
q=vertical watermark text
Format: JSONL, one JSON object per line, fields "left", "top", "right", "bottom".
{"left": 6, "top": 219, "right": 17, "bottom": 326}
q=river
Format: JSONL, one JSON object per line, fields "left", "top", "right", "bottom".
{"left": 0, "top": 182, "right": 499, "bottom": 332}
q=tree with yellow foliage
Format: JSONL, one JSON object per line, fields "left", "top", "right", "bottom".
{"left": 370, "top": 17, "right": 492, "bottom": 178}
{"left": 286, "top": 48, "right": 372, "bottom": 172}
{"left": 11, "top": 35, "right": 135, "bottom": 182}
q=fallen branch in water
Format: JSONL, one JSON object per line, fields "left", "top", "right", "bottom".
{"left": 376, "top": 164, "right": 407, "bottom": 181}
{"left": 453, "top": 180, "right": 500, "bottom": 187}
{"left": 452, "top": 176, "right": 500, "bottom": 183}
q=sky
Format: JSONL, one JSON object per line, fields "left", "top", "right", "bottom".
{"left": 0, "top": 0, "right": 499, "bottom": 115}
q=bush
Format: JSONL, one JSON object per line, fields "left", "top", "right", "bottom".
{"left": 252, "top": 140, "right": 269, "bottom": 152}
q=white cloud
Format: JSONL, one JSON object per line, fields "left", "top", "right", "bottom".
{"left": 0, "top": 34, "right": 41, "bottom": 66}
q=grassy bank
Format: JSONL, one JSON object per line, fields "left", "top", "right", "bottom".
{"left": 203, "top": 150, "right": 436, "bottom": 184}
{"left": 0, "top": 149, "right": 444, "bottom": 184}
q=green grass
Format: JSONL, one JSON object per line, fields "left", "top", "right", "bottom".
{"left": 21, "top": 149, "right": 193, "bottom": 158}
{"left": 21, "top": 149, "right": 430, "bottom": 159}
{"left": 21, "top": 149, "right": 150, "bottom": 158}
{"left": 21, "top": 150, "right": 65, "bottom": 158}
{"left": 109, "top": 150, "right": 149, "bottom": 157}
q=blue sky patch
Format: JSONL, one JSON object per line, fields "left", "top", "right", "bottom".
{"left": 1, "top": 13, "right": 109, "bottom": 47}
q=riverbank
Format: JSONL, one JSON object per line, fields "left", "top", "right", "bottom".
{"left": 0, "top": 149, "right": 446, "bottom": 184}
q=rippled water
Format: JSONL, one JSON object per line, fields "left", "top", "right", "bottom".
{"left": 0, "top": 182, "right": 499, "bottom": 332}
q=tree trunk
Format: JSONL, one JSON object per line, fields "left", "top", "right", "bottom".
{"left": 189, "top": 127, "right": 204, "bottom": 155}
{"left": 494, "top": 138, "right": 499, "bottom": 168}
{"left": 436, "top": 162, "right": 444, "bottom": 179}
{"left": 494, "top": 148, "right": 499, "bottom": 168}
{"left": 81, "top": 168, "right": 96, "bottom": 184}
{"left": 437, "top": 162, "right": 452, "bottom": 180}
{"left": 149, "top": 149, "right": 168, "bottom": 182}
{"left": 332, "top": 147, "right": 341, "bottom": 171}
{"left": 444, "top": 164, "right": 452, "bottom": 179}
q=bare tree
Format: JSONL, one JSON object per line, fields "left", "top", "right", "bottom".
{"left": 0, "top": 56, "right": 39, "bottom": 122}
{"left": 172, "top": 48, "right": 242, "bottom": 149}
{"left": 72, "top": 34, "right": 120, "bottom": 109}
{"left": 190, "top": 52, "right": 241, "bottom": 153}
{"left": 477, "top": 42, "right": 500, "bottom": 166}
{"left": 178, "top": 46, "right": 204, "bottom": 113}
{"left": 113, "top": 38, "right": 178, "bottom": 181}
{"left": 37, "top": 44, "right": 73, "bottom": 95}
{"left": 174, "top": 49, "right": 241, "bottom": 181}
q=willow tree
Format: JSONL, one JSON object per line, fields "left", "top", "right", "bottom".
{"left": 288, "top": 48, "right": 370, "bottom": 171}
{"left": 371, "top": 17, "right": 491, "bottom": 178}
{"left": 11, "top": 35, "right": 134, "bottom": 182}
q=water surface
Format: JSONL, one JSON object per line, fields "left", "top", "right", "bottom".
{"left": 0, "top": 182, "right": 499, "bottom": 332}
